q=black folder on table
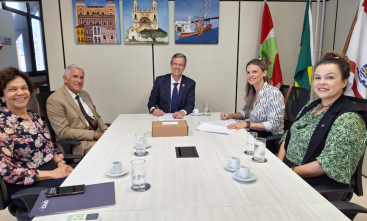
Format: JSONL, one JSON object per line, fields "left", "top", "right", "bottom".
{"left": 29, "top": 182, "right": 115, "bottom": 217}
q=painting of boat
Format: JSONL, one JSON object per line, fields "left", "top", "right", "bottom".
{"left": 179, "top": 24, "right": 212, "bottom": 39}
{"left": 175, "top": 0, "right": 219, "bottom": 44}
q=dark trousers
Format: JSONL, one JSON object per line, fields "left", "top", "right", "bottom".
{"left": 249, "top": 129, "right": 279, "bottom": 154}
{"left": 6, "top": 160, "right": 76, "bottom": 208}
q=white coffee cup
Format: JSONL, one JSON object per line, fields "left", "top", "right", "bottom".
{"left": 227, "top": 157, "right": 240, "bottom": 169}
{"left": 109, "top": 161, "right": 123, "bottom": 174}
{"left": 193, "top": 109, "right": 199, "bottom": 115}
{"left": 240, "top": 165, "right": 250, "bottom": 178}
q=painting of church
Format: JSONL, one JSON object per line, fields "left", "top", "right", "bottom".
{"left": 123, "top": 0, "right": 168, "bottom": 44}
{"left": 73, "top": 0, "right": 121, "bottom": 44}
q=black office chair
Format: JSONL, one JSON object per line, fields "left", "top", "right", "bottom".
{"left": 1, "top": 176, "right": 47, "bottom": 220}
{"left": 314, "top": 96, "right": 367, "bottom": 220}
{"left": 315, "top": 154, "right": 367, "bottom": 220}
{"left": 36, "top": 91, "right": 83, "bottom": 162}
{"left": 265, "top": 85, "right": 310, "bottom": 152}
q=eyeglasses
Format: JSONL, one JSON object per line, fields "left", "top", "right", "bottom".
{"left": 172, "top": 63, "right": 184, "bottom": 68}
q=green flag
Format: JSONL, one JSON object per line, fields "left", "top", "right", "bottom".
{"left": 294, "top": 0, "right": 314, "bottom": 90}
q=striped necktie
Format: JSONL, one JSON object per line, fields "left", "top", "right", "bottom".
{"left": 75, "top": 95, "right": 98, "bottom": 130}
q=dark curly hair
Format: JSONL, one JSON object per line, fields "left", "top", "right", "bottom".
{"left": 315, "top": 51, "right": 350, "bottom": 92}
{"left": 0, "top": 67, "right": 34, "bottom": 107}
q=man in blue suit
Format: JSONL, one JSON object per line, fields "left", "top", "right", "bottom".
{"left": 148, "top": 53, "right": 196, "bottom": 119}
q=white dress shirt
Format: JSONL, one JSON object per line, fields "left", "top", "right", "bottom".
{"left": 65, "top": 87, "right": 96, "bottom": 126}
{"left": 150, "top": 75, "right": 187, "bottom": 115}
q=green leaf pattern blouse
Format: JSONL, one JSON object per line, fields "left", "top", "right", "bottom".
{"left": 280, "top": 105, "right": 367, "bottom": 185}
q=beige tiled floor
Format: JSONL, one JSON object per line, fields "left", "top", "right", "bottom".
{"left": 1, "top": 177, "right": 367, "bottom": 220}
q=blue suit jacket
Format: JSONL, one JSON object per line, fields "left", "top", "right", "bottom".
{"left": 148, "top": 74, "right": 196, "bottom": 114}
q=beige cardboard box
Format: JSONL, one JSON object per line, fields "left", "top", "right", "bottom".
{"left": 152, "top": 120, "right": 188, "bottom": 137}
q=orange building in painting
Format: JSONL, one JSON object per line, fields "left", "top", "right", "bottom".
{"left": 75, "top": 0, "right": 117, "bottom": 44}
{"left": 76, "top": 25, "right": 85, "bottom": 44}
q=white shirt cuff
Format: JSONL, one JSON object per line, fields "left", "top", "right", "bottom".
{"left": 180, "top": 110, "right": 187, "bottom": 115}
{"left": 239, "top": 110, "right": 246, "bottom": 119}
{"left": 263, "top": 122, "right": 272, "bottom": 132}
{"left": 150, "top": 107, "right": 156, "bottom": 113}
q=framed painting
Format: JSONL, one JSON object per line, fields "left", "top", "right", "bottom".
{"left": 175, "top": 0, "right": 219, "bottom": 44}
{"left": 123, "top": 0, "right": 169, "bottom": 44}
{"left": 73, "top": 0, "right": 121, "bottom": 44}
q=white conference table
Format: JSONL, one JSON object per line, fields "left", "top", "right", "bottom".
{"left": 34, "top": 113, "right": 349, "bottom": 221}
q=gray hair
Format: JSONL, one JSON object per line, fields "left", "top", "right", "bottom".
{"left": 64, "top": 64, "right": 84, "bottom": 78}
{"left": 171, "top": 53, "right": 187, "bottom": 66}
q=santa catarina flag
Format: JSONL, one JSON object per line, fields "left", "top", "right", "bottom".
{"left": 344, "top": 0, "right": 367, "bottom": 98}
{"left": 259, "top": 2, "right": 283, "bottom": 86}
{"left": 294, "top": 0, "right": 314, "bottom": 90}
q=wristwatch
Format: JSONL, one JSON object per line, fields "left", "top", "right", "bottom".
{"left": 56, "top": 160, "right": 66, "bottom": 165}
{"left": 246, "top": 120, "right": 251, "bottom": 129}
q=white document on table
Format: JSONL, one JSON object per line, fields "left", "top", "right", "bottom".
{"left": 158, "top": 114, "right": 183, "bottom": 121}
{"left": 199, "top": 120, "right": 234, "bottom": 127}
{"left": 196, "top": 121, "right": 236, "bottom": 135}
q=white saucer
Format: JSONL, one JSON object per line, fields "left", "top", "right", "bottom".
{"left": 233, "top": 171, "right": 257, "bottom": 182}
{"left": 224, "top": 163, "right": 240, "bottom": 172}
{"left": 191, "top": 113, "right": 201, "bottom": 116}
{"left": 105, "top": 167, "right": 128, "bottom": 177}
{"left": 134, "top": 143, "right": 152, "bottom": 148}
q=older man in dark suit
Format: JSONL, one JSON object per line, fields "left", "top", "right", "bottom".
{"left": 148, "top": 53, "right": 196, "bottom": 119}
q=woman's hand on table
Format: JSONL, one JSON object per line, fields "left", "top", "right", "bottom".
{"left": 220, "top": 112, "right": 231, "bottom": 120}
{"left": 57, "top": 162, "right": 74, "bottom": 173}
{"left": 227, "top": 122, "right": 246, "bottom": 130}
{"left": 52, "top": 165, "right": 73, "bottom": 179}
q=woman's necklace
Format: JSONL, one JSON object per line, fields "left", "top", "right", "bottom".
{"left": 310, "top": 103, "right": 332, "bottom": 118}
{"left": 297, "top": 103, "right": 332, "bottom": 130}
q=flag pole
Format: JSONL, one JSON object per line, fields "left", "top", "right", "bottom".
{"left": 314, "top": 0, "right": 320, "bottom": 62}
{"left": 311, "top": 0, "right": 321, "bottom": 101}
{"left": 342, "top": 8, "right": 359, "bottom": 55}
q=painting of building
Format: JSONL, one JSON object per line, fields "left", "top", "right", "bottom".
{"left": 123, "top": 0, "right": 168, "bottom": 44}
{"left": 73, "top": 0, "right": 121, "bottom": 44}
{"left": 175, "top": 0, "right": 219, "bottom": 44}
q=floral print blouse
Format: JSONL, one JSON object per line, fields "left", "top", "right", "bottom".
{"left": 0, "top": 107, "right": 63, "bottom": 185}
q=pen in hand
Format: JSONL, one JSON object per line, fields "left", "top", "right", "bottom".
{"left": 223, "top": 107, "right": 226, "bottom": 119}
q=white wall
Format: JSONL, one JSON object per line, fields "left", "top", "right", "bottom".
{"left": 42, "top": 0, "right": 350, "bottom": 123}
{"left": 334, "top": 0, "right": 361, "bottom": 52}
{"left": 42, "top": 0, "right": 65, "bottom": 89}
{"left": 0, "top": 9, "right": 18, "bottom": 70}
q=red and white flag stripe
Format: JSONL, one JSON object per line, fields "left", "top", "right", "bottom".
{"left": 345, "top": 0, "right": 367, "bottom": 98}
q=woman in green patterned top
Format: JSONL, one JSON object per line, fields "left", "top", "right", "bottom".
{"left": 278, "top": 52, "right": 367, "bottom": 187}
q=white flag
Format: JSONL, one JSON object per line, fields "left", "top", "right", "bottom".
{"left": 344, "top": 0, "right": 367, "bottom": 98}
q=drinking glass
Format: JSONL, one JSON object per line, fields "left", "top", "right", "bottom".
{"left": 253, "top": 137, "right": 267, "bottom": 163}
{"left": 203, "top": 103, "right": 210, "bottom": 116}
{"left": 135, "top": 133, "right": 147, "bottom": 156}
{"left": 131, "top": 159, "right": 150, "bottom": 192}
{"left": 244, "top": 132, "right": 257, "bottom": 156}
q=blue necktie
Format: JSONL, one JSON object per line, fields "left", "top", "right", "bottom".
{"left": 171, "top": 83, "right": 179, "bottom": 113}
